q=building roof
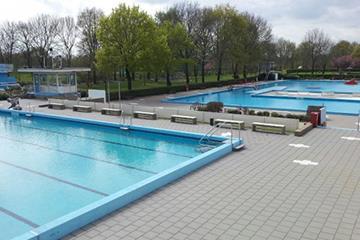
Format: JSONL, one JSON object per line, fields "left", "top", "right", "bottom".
{"left": 17, "top": 68, "right": 91, "bottom": 73}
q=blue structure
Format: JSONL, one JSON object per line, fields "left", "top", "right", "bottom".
{"left": 0, "top": 64, "right": 17, "bottom": 89}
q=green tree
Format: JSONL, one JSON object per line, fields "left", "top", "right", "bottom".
{"left": 352, "top": 45, "right": 360, "bottom": 58}
{"left": 331, "top": 40, "right": 354, "bottom": 58}
{"left": 96, "top": 4, "right": 158, "bottom": 90}
{"left": 156, "top": 2, "right": 199, "bottom": 84}
{"left": 159, "top": 22, "right": 193, "bottom": 86}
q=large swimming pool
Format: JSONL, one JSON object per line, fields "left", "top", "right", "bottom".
{"left": 0, "top": 110, "right": 237, "bottom": 240}
{"left": 164, "top": 80, "right": 360, "bottom": 115}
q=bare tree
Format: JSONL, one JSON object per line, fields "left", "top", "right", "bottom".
{"left": 17, "top": 21, "right": 34, "bottom": 67}
{"left": 240, "top": 13, "right": 273, "bottom": 80}
{"left": 59, "top": 16, "right": 77, "bottom": 67}
{"left": 303, "top": 29, "right": 332, "bottom": 74}
{"left": 30, "top": 14, "right": 60, "bottom": 67}
{"left": 77, "top": 7, "right": 104, "bottom": 84}
{"left": 193, "top": 7, "right": 216, "bottom": 83}
{"left": 0, "top": 22, "right": 18, "bottom": 63}
{"left": 275, "top": 38, "right": 296, "bottom": 70}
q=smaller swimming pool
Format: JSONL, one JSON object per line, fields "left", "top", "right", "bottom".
{"left": 0, "top": 110, "right": 241, "bottom": 240}
{"left": 164, "top": 80, "right": 360, "bottom": 115}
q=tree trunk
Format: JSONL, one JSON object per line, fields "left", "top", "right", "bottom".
{"left": 311, "top": 57, "right": 316, "bottom": 76}
{"left": 193, "top": 65, "right": 198, "bottom": 83}
{"left": 26, "top": 49, "right": 32, "bottom": 67}
{"left": 233, "top": 63, "right": 239, "bottom": 80}
{"left": 217, "top": 57, "right": 223, "bottom": 81}
{"left": 166, "top": 70, "right": 171, "bottom": 86}
{"left": 92, "top": 69, "right": 97, "bottom": 85}
{"left": 243, "top": 65, "right": 247, "bottom": 82}
{"left": 125, "top": 68, "right": 132, "bottom": 90}
{"left": 201, "top": 60, "right": 205, "bottom": 83}
{"left": 184, "top": 63, "right": 190, "bottom": 84}
{"left": 113, "top": 71, "right": 117, "bottom": 81}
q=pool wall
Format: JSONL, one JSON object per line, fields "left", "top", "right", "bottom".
{"left": 2, "top": 109, "right": 239, "bottom": 240}
{"left": 162, "top": 80, "right": 360, "bottom": 116}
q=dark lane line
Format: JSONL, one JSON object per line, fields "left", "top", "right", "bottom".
{"left": 0, "top": 135, "right": 158, "bottom": 175}
{"left": 5, "top": 122, "right": 194, "bottom": 158}
{"left": 0, "top": 207, "right": 39, "bottom": 228}
{"left": 0, "top": 159, "right": 108, "bottom": 197}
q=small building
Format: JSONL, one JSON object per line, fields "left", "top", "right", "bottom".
{"left": 0, "top": 64, "right": 18, "bottom": 89}
{"left": 17, "top": 68, "right": 91, "bottom": 97}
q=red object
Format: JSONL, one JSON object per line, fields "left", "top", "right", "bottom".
{"left": 310, "top": 112, "right": 319, "bottom": 127}
{"left": 345, "top": 79, "right": 358, "bottom": 85}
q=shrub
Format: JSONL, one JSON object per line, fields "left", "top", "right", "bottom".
{"left": 256, "top": 111, "right": 264, "bottom": 116}
{"left": 248, "top": 110, "right": 255, "bottom": 115}
{"left": 0, "top": 92, "right": 9, "bottom": 101}
{"left": 263, "top": 111, "right": 270, "bottom": 117}
{"left": 206, "top": 102, "right": 224, "bottom": 112}
{"left": 271, "top": 112, "right": 279, "bottom": 117}
{"left": 197, "top": 105, "right": 208, "bottom": 112}
{"left": 227, "top": 109, "right": 241, "bottom": 114}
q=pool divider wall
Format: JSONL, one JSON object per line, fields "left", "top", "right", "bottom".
{"left": 2, "top": 109, "right": 240, "bottom": 240}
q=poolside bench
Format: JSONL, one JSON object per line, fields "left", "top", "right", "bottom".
{"left": 73, "top": 105, "right": 92, "bottom": 113}
{"left": 214, "top": 119, "right": 245, "bottom": 130}
{"left": 133, "top": 111, "right": 157, "bottom": 120}
{"left": 48, "top": 103, "right": 65, "bottom": 110}
{"left": 171, "top": 115, "right": 197, "bottom": 125}
{"left": 101, "top": 108, "right": 122, "bottom": 116}
{"left": 252, "top": 122, "right": 286, "bottom": 134}
{"left": 295, "top": 122, "right": 313, "bottom": 137}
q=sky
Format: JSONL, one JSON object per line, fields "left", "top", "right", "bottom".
{"left": 0, "top": 0, "right": 359, "bottom": 44}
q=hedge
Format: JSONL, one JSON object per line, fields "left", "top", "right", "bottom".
{"left": 287, "top": 69, "right": 360, "bottom": 74}
{"left": 81, "top": 77, "right": 258, "bottom": 100}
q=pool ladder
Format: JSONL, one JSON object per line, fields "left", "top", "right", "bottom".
{"left": 198, "top": 122, "right": 244, "bottom": 152}
{"left": 120, "top": 114, "right": 132, "bottom": 130}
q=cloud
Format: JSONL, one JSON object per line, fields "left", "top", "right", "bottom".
{"left": 0, "top": 0, "right": 359, "bottom": 44}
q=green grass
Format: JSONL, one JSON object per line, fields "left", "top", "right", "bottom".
{"left": 78, "top": 73, "right": 237, "bottom": 92}
{"left": 12, "top": 72, "right": 260, "bottom": 93}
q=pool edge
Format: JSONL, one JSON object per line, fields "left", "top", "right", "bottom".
{"left": 3, "top": 109, "right": 240, "bottom": 240}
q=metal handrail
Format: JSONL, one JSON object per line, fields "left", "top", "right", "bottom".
{"left": 199, "top": 121, "right": 241, "bottom": 149}
{"left": 199, "top": 122, "right": 228, "bottom": 146}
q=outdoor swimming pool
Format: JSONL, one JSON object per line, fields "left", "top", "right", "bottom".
{"left": 0, "top": 110, "right": 237, "bottom": 240}
{"left": 165, "top": 80, "right": 360, "bottom": 115}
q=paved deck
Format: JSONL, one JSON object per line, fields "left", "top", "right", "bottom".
{"left": 25, "top": 110, "right": 356, "bottom": 240}
{"left": 1, "top": 101, "right": 360, "bottom": 240}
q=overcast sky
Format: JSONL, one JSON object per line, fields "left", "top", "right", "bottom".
{"left": 0, "top": 0, "right": 359, "bottom": 44}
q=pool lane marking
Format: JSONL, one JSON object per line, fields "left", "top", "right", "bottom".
{"left": 0, "top": 160, "right": 108, "bottom": 197}
{"left": 7, "top": 122, "right": 195, "bottom": 158}
{"left": 0, "top": 135, "right": 158, "bottom": 175}
{"left": 0, "top": 207, "right": 39, "bottom": 228}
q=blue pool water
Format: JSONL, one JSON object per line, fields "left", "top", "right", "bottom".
{"left": 0, "top": 111, "right": 227, "bottom": 239}
{"left": 165, "top": 80, "right": 360, "bottom": 115}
